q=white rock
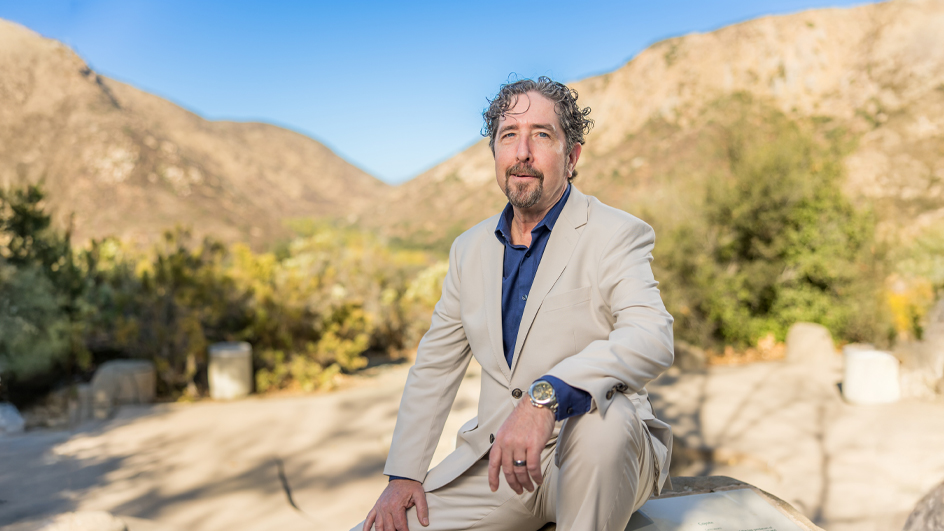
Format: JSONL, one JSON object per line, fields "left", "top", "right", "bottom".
{"left": 0, "top": 402, "right": 25, "bottom": 434}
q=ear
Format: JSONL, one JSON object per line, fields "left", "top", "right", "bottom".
{"left": 567, "top": 143, "right": 582, "bottom": 177}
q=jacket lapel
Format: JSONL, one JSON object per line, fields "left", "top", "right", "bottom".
{"left": 509, "top": 188, "right": 589, "bottom": 374}
{"left": 481, "top": 228, "right": 511, "bottom": 381}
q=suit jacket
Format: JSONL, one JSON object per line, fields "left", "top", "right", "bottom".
{"left": 384, "top": 187, "right": 675, "bottom": 493}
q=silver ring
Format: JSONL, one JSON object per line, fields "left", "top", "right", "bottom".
{"left": 512, "top": 459, "right": 527, "bottom": 467}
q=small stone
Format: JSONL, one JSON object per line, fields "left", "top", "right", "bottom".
{"left": 785, "top": 323, "right": 835, "bottom": 364}
{"left": 43, "top": 511, "right": 127, "bottom": 531}
{"left": 91, "top": 360, "right": 156, "bottom": 419}
{"left": 673, "top": 340, "right": 706, "bottom": 371}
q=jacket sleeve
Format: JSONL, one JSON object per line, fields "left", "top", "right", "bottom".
{"left": 544, "top": 217, "right": 674, "bottom": 417}
{"left": 383, "top": 238, "right": 473, "bottom": 481}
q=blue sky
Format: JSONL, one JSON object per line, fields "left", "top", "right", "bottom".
{"left": 1, "top": 0, "right": 876, "bottom": 184}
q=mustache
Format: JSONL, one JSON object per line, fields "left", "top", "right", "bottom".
{"left": 505, "top": 164, "right": 544, "bottom": 179}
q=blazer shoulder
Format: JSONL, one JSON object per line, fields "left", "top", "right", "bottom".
{"left": 450, "top": 213, "right": 501, "bottom": 257}
{"left": 584, "top": 194, "right": 654, "bottom": 239}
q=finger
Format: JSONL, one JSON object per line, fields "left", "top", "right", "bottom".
{"left": 382, "top": 511, "right": 395, "bottom": 531}
{"left": 364, "top": 508, "right": 377, "bottom": 531}
{"left": 503, "top": 448, "right": 523, "bottom": 494}
{"left": 488, "top": 446, "right": 502, "bottom": 492}
{"left": 527, "top": 446, "right": 544, "bottom": 486}
{"left": 393, "top": 506, "right": 409, "bottom": 531}
{"left": 513, "top": 454, "right": 533, "bottom": 492}
{"left": 414, "top": 490, "right": 430, "bottom": 527}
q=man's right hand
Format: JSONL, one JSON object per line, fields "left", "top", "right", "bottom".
{"left": 364, "top": 479, "right": 429, "bottom": 531}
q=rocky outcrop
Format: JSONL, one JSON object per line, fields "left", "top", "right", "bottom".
{"left": 537, "top": 476, "right": 823, "bottom": 531}
{"left": 903, "top": 478, "right": 944, "bottom": 531}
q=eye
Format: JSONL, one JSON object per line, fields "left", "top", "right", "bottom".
{"left": 537, "top": 132, "right": 550, "bottom": 138}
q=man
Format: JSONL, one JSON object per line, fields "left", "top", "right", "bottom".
{"left": 355, "top": 77, "right": 674, "bottom": 531}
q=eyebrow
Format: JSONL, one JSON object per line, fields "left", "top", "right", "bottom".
{"left": 498, "top": 122, "right": 557, "bottom": 135}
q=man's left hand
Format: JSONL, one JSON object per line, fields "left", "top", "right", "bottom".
{"left": 488, "top": 398, "right": 555, "bottom": 494}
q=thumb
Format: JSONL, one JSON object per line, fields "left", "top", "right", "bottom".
{"left": 414, "top": 488, "right": 430, "bottom": 527}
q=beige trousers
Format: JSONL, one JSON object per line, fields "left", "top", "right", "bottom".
{"left": 353, "top": 393, "right": 658, "bottom": 531}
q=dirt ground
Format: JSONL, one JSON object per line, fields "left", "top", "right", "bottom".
{"left": 1, "top": 353, "right": 941, "bottom": 531}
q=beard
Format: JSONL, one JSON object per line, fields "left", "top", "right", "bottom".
{"left": 503, "top": 163, "right": 544, "bottom": 209}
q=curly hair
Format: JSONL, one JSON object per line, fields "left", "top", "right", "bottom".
{"left": 482, "top": 76, "right": 593, "bottom": 181}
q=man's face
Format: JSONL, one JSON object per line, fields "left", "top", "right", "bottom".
{"left": 493, "top": 91, "right": 581, "bottom": 213}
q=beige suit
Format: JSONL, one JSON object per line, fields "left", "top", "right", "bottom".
{"left": 364, "top": 187, "right": 674, "bottom": 530}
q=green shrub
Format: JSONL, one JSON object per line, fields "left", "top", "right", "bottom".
{"left": 655, "top": 97, "right": 884, "bottom": 348}
{"left": 0, "top": 261, "right": 70, "bottom": 380}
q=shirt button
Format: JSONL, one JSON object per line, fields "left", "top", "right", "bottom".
{"left": 522, "top": 295, "right": 528, "bottom": 301}
{"left": 489, "top": 434, "right": 495, "bottom": 444}
{"left": 567, "top": 407, "right": 574, "bottom": 414}
{"left": 511, "top": 388, "right": 523, "bottom": 399}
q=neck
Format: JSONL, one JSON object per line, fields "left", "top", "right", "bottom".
{"left": 509, "top": 184, "right": 567, "bottom": 247}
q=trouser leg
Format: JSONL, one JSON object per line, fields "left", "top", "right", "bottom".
{"left": 351, "top": 394, "right": 655, "bottom": 531}
{"left": 350, "top": 458, "right": 547, "bottom": 531}
{"left": 548, "top": 393, "right": 656, "bottom": 531}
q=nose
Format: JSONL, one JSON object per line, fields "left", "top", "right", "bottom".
{"left": 515, "top": 135, "right": 532, "bottom": 163}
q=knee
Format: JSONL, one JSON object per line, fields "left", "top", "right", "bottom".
{"left": 558, "top": 394, "right": 646, "bottom": 467}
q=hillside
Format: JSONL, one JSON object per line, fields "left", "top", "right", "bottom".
{"left": 0, "top": 19, "right": 388, "bottom": 248}
{"left": 368, "top": 0, "right": 944, "bottom": 250}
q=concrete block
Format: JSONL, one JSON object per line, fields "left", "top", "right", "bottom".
{"left": 785, "top": 322, "right": 835, "bottom": 364}
{"left": 91, "top": 360, "right": 156, "bottom": 419}
{"left": 843, "top": 348, "right": 900, "bottom": 404}
{"left": 208, "top": 342, "right": 253, "bottom": 400}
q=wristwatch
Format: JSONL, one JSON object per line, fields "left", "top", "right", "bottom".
{"left": 528, "top": 380, "right": 559, "bottom": 414}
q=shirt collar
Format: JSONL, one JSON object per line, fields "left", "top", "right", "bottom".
{"left": 494, "top": 184, "right": 572, "bottom": 246}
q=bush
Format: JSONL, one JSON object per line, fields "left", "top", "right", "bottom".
{"left": 655, "top": 97, "right": 885, "bottom": 348}
{"left": 0, "top": 261, "right": 70, "bottom": 381}
{"left": 0, "top": 185, "right": 446, "bottom": 401}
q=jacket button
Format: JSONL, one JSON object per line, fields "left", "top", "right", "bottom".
{"left": 511, "top": 388, "right": 523, "bottom": 399}
{"left": 606, "top": 389, "right": 615, "bottom": 400}
{"left": 489, "top": 434, "right": 495, "bottom": 443}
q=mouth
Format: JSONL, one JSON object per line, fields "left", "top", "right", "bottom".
{"left": 506, "top": 164, "right": 543, "bottom": 181}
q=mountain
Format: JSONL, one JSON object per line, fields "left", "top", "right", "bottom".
{"left": 367, "top": 0, "right": 944, "bottom": 250}
{"left": 0, "top": 19, "right": 388, "bottom": 248}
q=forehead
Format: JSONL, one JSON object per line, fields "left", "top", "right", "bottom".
{"left": 498, "top": 91, "right": 560, "bottom": 130}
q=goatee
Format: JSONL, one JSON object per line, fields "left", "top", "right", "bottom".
{"left": 504, "top": 164, "right": 544, "bottom": 209}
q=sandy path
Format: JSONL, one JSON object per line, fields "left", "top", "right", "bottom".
{"left": 1, "top": 353, "right": 942, "bottom": 531}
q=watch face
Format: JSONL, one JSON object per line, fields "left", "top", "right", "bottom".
{"left": 532, "top": 381, "right": 555, "bottom": 402}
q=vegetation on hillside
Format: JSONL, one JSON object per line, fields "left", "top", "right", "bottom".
{"left": 0, "top": 186, "right": 447, "bottom": 404}
{"left": 4, "top": 97, "right": 942, "bottom": 404}
{"left": 651, "top": 96, "right": 893, "bottom": 350}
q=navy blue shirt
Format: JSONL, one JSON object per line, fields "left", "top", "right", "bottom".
{"left": 493, "top": 184, "right": 591, "bottom": 422}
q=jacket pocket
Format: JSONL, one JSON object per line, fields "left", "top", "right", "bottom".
{"left": 542, "top": 286, "right": 591, "bottom": 313}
